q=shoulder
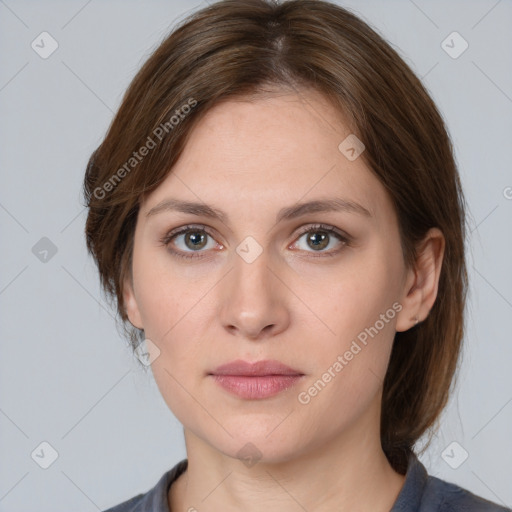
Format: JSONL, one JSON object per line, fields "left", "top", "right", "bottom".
{"left": 421, "top": 474, "right": 510, "bottom": 511}
{"left": 102, "top": 492, "right": 145, "bottom": 512}
{"left": 392, "top": 453, "right": 509, "bottom": 512}
{"left": 101, "top": 459, "right": 188, "bottom": 512}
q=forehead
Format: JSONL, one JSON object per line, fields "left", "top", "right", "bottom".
{"left": 141, "top": 89, "right": 393, "bottom": 227}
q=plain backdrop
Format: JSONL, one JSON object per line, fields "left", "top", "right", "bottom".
{"left": 0, "top": 0, "right": 511, "bottom": 510}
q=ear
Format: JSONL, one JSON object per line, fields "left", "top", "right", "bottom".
{"left": 395, "top": 227, "right": 445, "bottom": 332}
{"left": 122, "top": 274, "right": 144, "bottom": 330}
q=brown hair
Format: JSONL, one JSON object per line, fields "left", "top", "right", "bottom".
{"left": 83, "top": 0, "right": 467, "bottom": 473}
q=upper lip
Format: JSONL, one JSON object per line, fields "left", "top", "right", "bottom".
{"left": 210, "top": 359, "right": 303, "bottom": 376}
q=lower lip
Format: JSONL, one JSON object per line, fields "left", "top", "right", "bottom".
{"left": 211, "top": 375, "right": 303, "bottom": 399}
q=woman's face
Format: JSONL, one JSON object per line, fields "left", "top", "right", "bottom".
{"left": 124, "top": 88, "right": 415, "bottom": 462}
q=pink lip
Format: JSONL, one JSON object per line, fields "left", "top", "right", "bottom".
{"left": 209, "top": 360, "right": 304, "bottom": 399}
{"left": 210, "top": 359, "right": 302, "bottom": 376}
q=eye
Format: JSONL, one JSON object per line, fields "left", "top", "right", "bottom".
{"left": 159, "top": 224, "right": 222, "bottom": 260}
{"left": 159, "top": 223, "right": 350, "bottom": 261}
{"left": 290, "top": 224, "right": 350, "bottom": 257}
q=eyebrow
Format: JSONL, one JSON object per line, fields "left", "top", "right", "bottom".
{"left": 145, "top": 197, "right": 372, "bottom": 223}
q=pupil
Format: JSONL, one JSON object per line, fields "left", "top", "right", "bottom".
{"left": 186, "top": 232, "right": 206, "bottom": 249}
{"left": 309, "top": 231, "right": 328, "bottom": 250}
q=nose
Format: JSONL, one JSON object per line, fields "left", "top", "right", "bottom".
{"left": 218, "top": 247, "right": 290, "bottom": 341}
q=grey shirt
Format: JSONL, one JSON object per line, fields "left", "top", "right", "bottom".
{"left": 103, "top": 453, "right": 510, "bottom": 511}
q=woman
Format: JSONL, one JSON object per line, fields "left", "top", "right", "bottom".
{"left": 83, "top": 0, "right": 508, "bottom": 510}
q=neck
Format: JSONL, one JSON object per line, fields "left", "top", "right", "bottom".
{"left": 168, "top": 420, "right": 406, "bottom": 512}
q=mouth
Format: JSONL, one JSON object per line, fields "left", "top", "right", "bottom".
{"left": 208, "top": 359, "right": 304, "bottom": 399}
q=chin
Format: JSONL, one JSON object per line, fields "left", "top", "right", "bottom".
{"left": 204, "top": 423, "right": 303, "bottom": 465}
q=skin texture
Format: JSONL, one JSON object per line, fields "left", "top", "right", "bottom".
{"left": 123, "top": 88, "right": 445, "bottom": 512}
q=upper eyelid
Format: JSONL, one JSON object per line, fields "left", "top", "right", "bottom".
{"left": 164, "top": 224, "right": 218, "bottom": 241}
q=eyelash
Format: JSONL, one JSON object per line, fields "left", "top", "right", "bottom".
{"left": 158, "top": 223, "right": 351, "bottom": 260}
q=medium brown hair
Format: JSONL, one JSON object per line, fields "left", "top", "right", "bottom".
{"left": 83, "top": 0, "right": 468, "bottom": 473}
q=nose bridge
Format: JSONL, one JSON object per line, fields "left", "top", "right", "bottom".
{"left": 234, "top": 245, "right": 272, "bottom": 298}
{"left": 218, "top": 238, "right": 289, "bottom": 339}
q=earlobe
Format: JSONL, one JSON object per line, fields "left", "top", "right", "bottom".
{"left": 122, "top": 276, "right": 144, "bottom": 330}
{"left": 395, "top": 228, "right": 445, "bottom": 332}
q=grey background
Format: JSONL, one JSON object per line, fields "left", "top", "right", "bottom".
{"left": 0, "top": 0, "right": 511, "bottom": 510}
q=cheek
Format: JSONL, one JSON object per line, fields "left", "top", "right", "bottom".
{"left": 131, "top": 254, "right": 212, "bottom": 408}
{"left": 149, "top": 349, "right": 199, "bottom": 417}
{"left": 307, "top": 251, "right": 401, "bottom": 341}
{"left": 142, "top": 305, "right": 209, "bottom": 427}
{"left": 293, "top": 245, "right": 401, "bottom": 395}
{"left": 295, "top": 298, "right": 397, "bottom": 431}
{"left": 132, "top": 244, "right": 206, "bottom": 337}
